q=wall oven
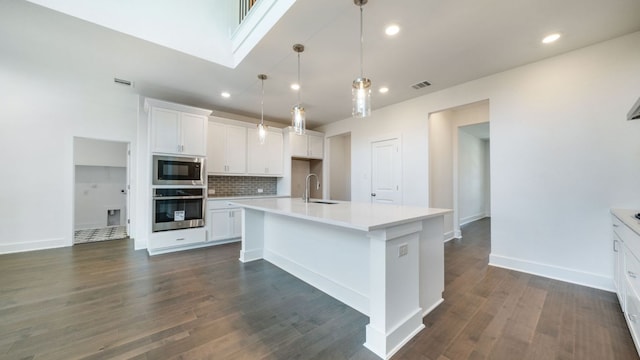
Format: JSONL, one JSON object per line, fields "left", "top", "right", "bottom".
{"left": 153, "top": 155, "right": 205, "bottom": 186}
{"left": 152, "top": 188, "right": 205, "bottom": 232}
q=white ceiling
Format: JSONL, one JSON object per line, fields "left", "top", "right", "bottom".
{"left": 3, "top": 0, "right": 640, "bottom": 129}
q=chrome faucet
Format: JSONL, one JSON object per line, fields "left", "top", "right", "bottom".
{"left": 303, "top": 173, "right": 320, "bottom": 203}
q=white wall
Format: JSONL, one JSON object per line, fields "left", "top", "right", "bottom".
{"left": 428, "top": 111, "right": 454, "bottom": 238}
{"left": 329, "top": 134, "right": 352, "bottom": 201}
{"left": 74, "top": 137, "right": 128, "bottom": 167}
{"left": 319, "top": 31, "right": 640, "bottom": 291}
{"left": 74, "top": 166, "right": 127, "bottom": 230}
{"left": 0, "top": 57, "right": 140, "bottom": 254}
{"left": 458, "top": 129, "right": 488, "bottom": 224}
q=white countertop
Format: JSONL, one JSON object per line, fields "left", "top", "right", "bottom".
{"left": 612, "top": 208, "right": 640, "bottom": 236}
{"left": 229, "top": 198, "right": 452, "bottom": 232}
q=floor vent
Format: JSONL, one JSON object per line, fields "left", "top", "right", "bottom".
{"left": 411, "top": 80, "right": 431, "bottom": 89}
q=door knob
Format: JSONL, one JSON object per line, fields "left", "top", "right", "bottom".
{"left": 371, "top": 193, "right": 376, "bottom": 197}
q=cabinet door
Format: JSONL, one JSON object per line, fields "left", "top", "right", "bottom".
{"left": 290, "top": 133, "right": 308, "bottom": 157}
{"left": 151, "top": 108, "right": 180, "bottom": 154}
{"left": 207, "top": 122, "right": 227, "bottom": 173}
{"left": 247, "top": 128, "right": 269, "bottom": 175}
{"left": 267, "top": 131, "right": 284, "bottom": 175}
{"left": 208, "top": 209, "right": 231, "bottom": 241}
{"left": 308, "top": 134, "right": 324, "bottom": 159}
{"left": 180, "top": 113, "right": 207, "bottom": 156}
{"left": 225, "top": 125, "right": 247, "bottom": 174}
{"left": 230, "top": 209, "right": 242, "bottom": 238}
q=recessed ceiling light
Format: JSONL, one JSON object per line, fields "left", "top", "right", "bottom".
{"left": 385, "top": 25, "right": 400, "bottom": 36}
{"left": 291, "top": 83, "right": 300, "bottom": 90}
{"left": 221, "top": 92, "right": 231, "bottom": 98}
{"left": 542, "top": 33, "right": 561, "bottom": 44}
{"left": 379, "top": 87, "right": 389, "bottom": 94}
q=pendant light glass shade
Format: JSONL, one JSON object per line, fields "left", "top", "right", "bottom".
{"left": 352, "top": 0, "right": 371, "bottom": 118}
{"left": 257, "top": 74, "right": 268, "bottom": 145}
{"left": 291, "top": 44, "right": 306, "bottom": 135}
{"left": 292, "top": 105, "right": 306, "bottom": 135}
{"left": 352, "top": 77, "right": 371, "bottom": 118}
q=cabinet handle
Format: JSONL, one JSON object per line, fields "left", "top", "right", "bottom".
{"left": 613, "top": 224, "right": 620, "bottom": 228}
{"left": 614, "top": 239, "right": 619, "bottom": 252}
{"left": 630, "top": 314, "right": 638, "bottom": 323}
{"left": 181, "top": 145, "right": 185, "bottom": 152}
{"left": 628, "top": 271, "right": 637, "bottom": 279}
{"left": 176, "top": 238, "right": 186, "bottom": 241}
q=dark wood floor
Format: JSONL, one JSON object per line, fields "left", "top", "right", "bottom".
{"left": 0, "top": 218, "right": 637, "bottom": 359}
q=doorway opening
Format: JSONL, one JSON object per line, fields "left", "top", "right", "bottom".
{"left": 327, "top": 133, "right": 351, "bottom": 201}
{"left": 428, "top": 100, "right": 490, "bottom": 241}
{"left": 73, "top": 137, "right": 130, "bottom": 244}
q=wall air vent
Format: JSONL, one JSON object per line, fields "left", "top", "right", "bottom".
{"left": 411, "top": 80, "right": 431, "bottom": 90}
{"left": 114, "top": 78, "right": 133, "bottom": 87}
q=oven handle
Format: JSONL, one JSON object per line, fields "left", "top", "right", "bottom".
{"left": 153, "top": 196, "right": 204, "bottom": 200}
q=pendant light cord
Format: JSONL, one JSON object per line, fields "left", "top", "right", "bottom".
{"left": 359, "top": 4, "right": 364, "bottom": 78}
{"left": 260, "top": 77, "right": 264, "bottom": 125}
{"left": 297, "top": 52, "right": 301, "bottom": 105}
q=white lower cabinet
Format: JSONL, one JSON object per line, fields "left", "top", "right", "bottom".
{"left": 207, "top": 200, "right": 242, "bottom": 242}
{"left": 147, "top": 227, "right": 207, "bottom": 255}
{"left": 612, "top": 209, "right": 640, "bottom": 355}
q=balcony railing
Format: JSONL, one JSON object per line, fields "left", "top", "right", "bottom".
{"left": 239, "top": 0, "right": 259, "bottom": 24}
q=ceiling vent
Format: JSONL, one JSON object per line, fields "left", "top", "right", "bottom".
{"left": 411, "top": 80, "right": 431, "bottom": 90}
{"left": 114, "top": 77, "right": 133, "bottom": 87}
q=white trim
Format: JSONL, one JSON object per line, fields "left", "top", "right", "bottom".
{"left": 443, "top": 230, "right": 455, "bottom": 242}
{"left": 264, "top": 248, "right": 369, "bottom": 315}
{"left": 454, "top": 229, "right": 462, "bottom": 238}
{"left": 0, "top": 238, "right": 67, "bottom": 254}
{"left": 422, "top": 298, "right": 444, "bottom": 317}
{"left": 489, "top": 253, "right": 614, "bottom": 292}
{"left": 460, "top": 213, "right": 487, "bottom": 226}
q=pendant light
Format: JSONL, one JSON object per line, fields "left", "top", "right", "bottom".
{"left": 257, "top": 74, "right": 268, "bottom": 145}
{"left": 291, "top": 44, "right": 306, "bottom": 135}
{"left": 352, "top": 0, "right": 371, "bottom": 118}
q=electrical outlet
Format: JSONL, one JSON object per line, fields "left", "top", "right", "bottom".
{"left": 257, "top": 188, "right": 264, "bottom": 193}
{"left": 208, "top": 188, "right": 215, "bottom": 195}
{"left": 398, "top": 244, "right": 408, "bottom": 257}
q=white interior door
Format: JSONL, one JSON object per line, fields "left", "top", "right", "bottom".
{"left": 371, "top": 138, "right": 402, "bottom": 204}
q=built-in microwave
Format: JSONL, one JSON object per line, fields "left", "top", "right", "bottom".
{"left": 153, "top": 155, "right": 205, "bottom": 186}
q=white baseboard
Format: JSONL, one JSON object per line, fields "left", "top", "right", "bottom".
{"left": 443, "top": 231, "right": 455, "bottom": 242}
{"left": 489, "top": 253, "right": 614, "bottom": 292}
{"left": 460, "top": 213, "right": 488, "bottom": 226}
{"left": 0, "top": 237, "right": 69, "bottom": 255}
{"left": 453, "top": 229, "right": 462, "bottom": 239}
{"left": 264, "top": 248, "right": 369, "bottom": 315}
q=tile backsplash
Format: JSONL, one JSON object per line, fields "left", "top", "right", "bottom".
{"left": 208, "top": 176, "right": 277, "bottom": 197}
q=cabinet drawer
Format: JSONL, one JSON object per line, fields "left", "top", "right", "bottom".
{"left": 625, "top": 246, "right": 640, "bottom": 295}
{"left": 625, "top": 278, "right": 640, "bottom": 350}
{"left": 614, "top": 215, "right": 640, "bottom": 256}
{"left": 149, "top": 228, "right": 206, "bottom": 250}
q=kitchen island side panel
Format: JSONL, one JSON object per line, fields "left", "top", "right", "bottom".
{"left": 262, "top": 212, "right": 370, "bottom": 315}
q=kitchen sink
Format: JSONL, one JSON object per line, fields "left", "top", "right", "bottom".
{"left": 309, "top": 200, "right": 338, "bottom": 205}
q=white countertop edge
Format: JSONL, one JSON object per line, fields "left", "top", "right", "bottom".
{"left": 611, "top": 208, "right": 640, "bottom": 236}
{"left": 230, "top": 199, "right": 451, "bottom": 232}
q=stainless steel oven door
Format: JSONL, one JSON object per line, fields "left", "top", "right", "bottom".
{"left": 152, "top": 188, "right": 205, "bottom": 232}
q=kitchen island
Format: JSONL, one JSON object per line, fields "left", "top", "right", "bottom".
{"left": 230, "top": 198, "right": 451, "bottom": 359}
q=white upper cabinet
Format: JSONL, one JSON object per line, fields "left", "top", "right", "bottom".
{"left": 207, "top": 122, "right": 247, "bottom": 174}
{"left": 289, "top": 128, "right": 324, "bottom": 159}
{"left": 247, "top": 128, "right": 283, "bottom": 176}
{"left": 145, "top": 98, "right": 211, "bottom": 156}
